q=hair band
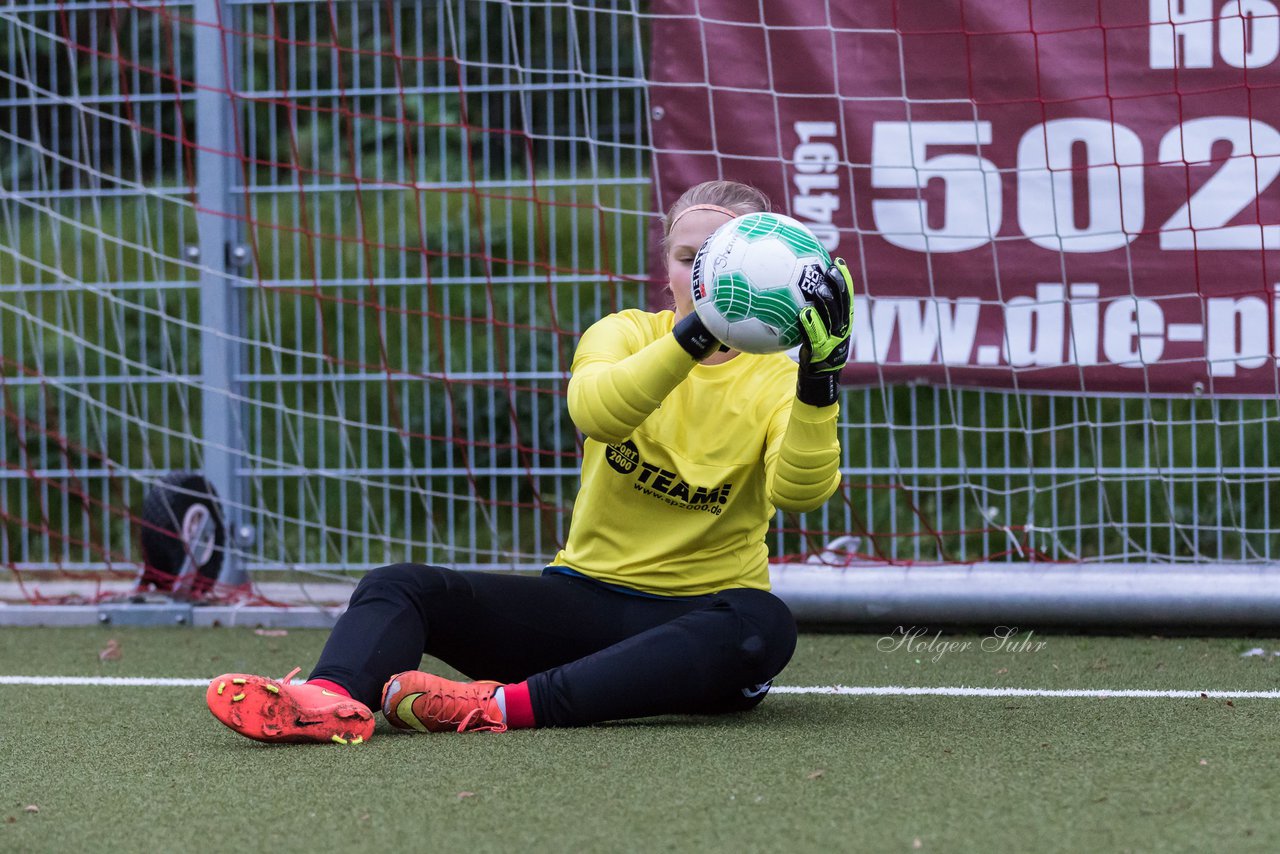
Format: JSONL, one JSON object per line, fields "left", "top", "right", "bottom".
{"left": 666, "top": 203, "right": 739, "bottom": 233}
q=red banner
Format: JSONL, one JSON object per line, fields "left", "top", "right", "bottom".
{"left": 649, "top": 0, "right": 1280, "bottom": 395}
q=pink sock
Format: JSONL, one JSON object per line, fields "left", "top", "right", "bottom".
{"left": 502, "top": 681, "right": 536, "bottom": 729}
{"left": 306, "top": 678, "right": 351, "bottom": 699}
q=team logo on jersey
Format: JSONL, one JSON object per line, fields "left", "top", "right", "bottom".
{"left": 605, "top": 440, "right": 640, "bottom": 474}
{"left": 636, "top": 463, "right": 731, "bottom": 506}
{"left": 604, "top": 440, "right": 732, "bottom": 514}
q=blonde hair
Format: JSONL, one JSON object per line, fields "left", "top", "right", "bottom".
{"left": 662, "top": 180, "right": 771, "bottom": 250}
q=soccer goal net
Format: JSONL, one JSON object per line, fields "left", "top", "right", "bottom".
{"left": 3, "top": 0, "right": 1279, "bottom": 613}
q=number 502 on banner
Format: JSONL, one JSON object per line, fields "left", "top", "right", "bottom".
{"left": 863, "top": 117, "right": 1280, "bottom": 254}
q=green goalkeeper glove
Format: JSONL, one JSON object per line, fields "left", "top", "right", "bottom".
{"left": 795, "top": 257, "right": 853, "bottom": 407}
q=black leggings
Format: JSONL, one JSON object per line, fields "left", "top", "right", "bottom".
{"left": 308, "top": 564, "right": 798, "bottom": 727}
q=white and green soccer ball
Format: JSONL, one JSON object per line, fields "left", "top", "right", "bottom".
{"left": 691, "top": 212, "right": 833, "bottom": 354}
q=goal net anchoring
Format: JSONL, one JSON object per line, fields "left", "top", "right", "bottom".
{"left": 3, "top": 0, "right": 1279, "bottom": 609}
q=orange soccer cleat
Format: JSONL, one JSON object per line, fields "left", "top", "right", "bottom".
{"left": 206, "top": 668, "right": 375, "bottom": 745}
{"left": 381, "top": 671, "right": 507, "bottom": 733}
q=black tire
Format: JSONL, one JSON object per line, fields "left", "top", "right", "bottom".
{"left": 137, "top": 472, "right": 226, "bottom": 595}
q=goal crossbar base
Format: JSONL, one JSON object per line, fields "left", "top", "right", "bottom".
{"left": 772, "top": 562, "right": 1280, "bottom": 629}
{"left": 0, "top": 603, "right": 343, "bottom": 629}
{"left": 1, "top": 564, "right": 1277, "bottom": 629}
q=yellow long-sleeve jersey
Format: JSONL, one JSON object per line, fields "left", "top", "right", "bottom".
{"left": 549, "top": 309, "right": 842, "bottom": 596}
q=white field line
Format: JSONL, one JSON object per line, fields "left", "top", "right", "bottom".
{"left": 1, "top": 675, "right": 1279, "bottom": 699}
{"left": 2, "top": 676, "right": 210, "bottom": 687}
{"left": 770, "top": 686, "right": 1280, "bottom": 699}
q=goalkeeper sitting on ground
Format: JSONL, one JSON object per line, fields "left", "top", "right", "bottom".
{"left": 206, "top": 180, "right": 852, "bottom": 742}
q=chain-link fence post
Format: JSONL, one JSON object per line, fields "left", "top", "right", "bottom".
{"left": 193, "top": 0, "right": 246, "bottom": 585}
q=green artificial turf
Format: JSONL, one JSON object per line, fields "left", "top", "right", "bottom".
{"left": 2, "top": 628, "right": 1279, "bottom": 852}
